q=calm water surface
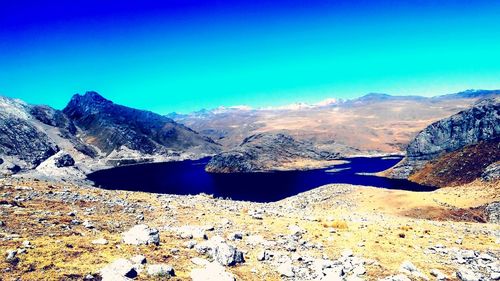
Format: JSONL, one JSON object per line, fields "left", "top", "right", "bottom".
{"left": 88, "top": 156, "right": 436, "bottom": 202}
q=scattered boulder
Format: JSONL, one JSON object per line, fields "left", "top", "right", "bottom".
{"left": 485, "top": 202, "right": 500, "bottom": 224}
{"left": 482, "top": 162, "right": 500, "bottom": 181}
{"left": 190, "top": 262, "right": 236, "bottom": 281}
{"left": 146, "top": 264, "right": 175, "bottom": 277}
{"left": 130, "top": 255, "right": 147, "bottom": 265}
{"left": 99, "top": 258, "right": 137, "bottom": 280}
{"left": 5, "top": 250, "right": 18, "bottom": 263}
{"left": 122, "top": 224, "right": 160, "bottom": 246}
{"left": 173, "top": 225, "right": 208, "bottom": 239}
{"left": 277, "top": 261, "right": 295, "bottom": 277}
{"left": 83, "top": 220, "right": 94, "bottom": 229}
{"left": 54, "top": 153, "right": 75, "bottom": 167}
{"left": 195, "top": 237, "right": 244, "bottom": 266}
{"left": 257, "top": 249, "right": 270, "bottom": 261}
{"left": 456, "top": 267, "right": 482, "bottom": 281}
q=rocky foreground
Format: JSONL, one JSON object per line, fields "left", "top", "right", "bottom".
{"left": 0, "top": 177, "right": 498, "bottom": 280}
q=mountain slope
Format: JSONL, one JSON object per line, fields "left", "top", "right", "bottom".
{"left": 0, "top": 97, "right": 60, "bottom": 174}
{"left": 388, "top": 97, "right": 500, "bottom": 186}
{"left": 0, "top": 92, "right": 222, "bottom": 178}
{"left": 408, "top": 139, "right": 500, "bottom": 187}
{"left": 63, "top": 92, "right": 221, "bottom": 157}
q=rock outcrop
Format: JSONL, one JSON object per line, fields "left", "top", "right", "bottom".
{"left": 205, "top": 133, "right": 339, "bottom": 173}
{"left": 388, "top": 98, "right": 500, "bottom": 185}
{"left": 0, "top": 97, "right": 60, "bottom": 174}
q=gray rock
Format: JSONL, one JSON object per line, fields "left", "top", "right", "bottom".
{"left": 122, "top": 224, "right": 160, "bottom": 246}
{"left": 482, "top": 162, "right": 500, "bottom": 181}
{"left": 277, "top": 261, "right": 295, "bottom": 277}
{"left": 321, "top": 265, "right": 344, "bottom": 280}
{"left": 184, "top": 240, "right": 197, "bottom": 249}
{"left": 54, "top": 153, "right": 75, "bottom": 168}
{"left": 485, "top": 202, "right": 500, "bottom": 224}
{"left": 83, "top": 220, "right": 94, "bottom": 229}
{"left": 190, "top": 262, "right": 236, "bottom": 281}
{"left": 456, "top": 267, "right": 482, "bottom": 281}
{"left": 5, "top": 250, "right": 18, "bottom": 263}
{"left": 99, "top": 258, "right": 137, "bottom": 280}
{"left": 212, "top": 241, "right": 245, "bottom": 266}
{"left": 130, "top": 255, "right": 147, "bottom": 265}
{"left": 195, "top": 237, "right": 244, "bottom": 266}
{"left": 400, "top": 261, "right": 418, "bottom": 273}
{"left": 228, "top": 232, "right": 243, "bottom": 240}
{"left": 146, "top": 264, "right": 175, "bottom": 277}
{"left": 257, "top": 249, "right": 269, "bottom": 261}
{"left": 174, "top": 225, "right": 208, "bottom": 239}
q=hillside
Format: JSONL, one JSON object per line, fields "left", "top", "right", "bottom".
{"left": 0, "top": 92, "right": 221, "bottom": 179}
{"left": 388, "top": 97, "right": 500, "bottom": 185}
{"left": 63, "top": 92, "right": 221, "bottom": 163}
{"left": 408, "top": 139, "right": 500, "bottom": 187}
{"left": 205, "top": 133, "right": 341, "bottom": 173}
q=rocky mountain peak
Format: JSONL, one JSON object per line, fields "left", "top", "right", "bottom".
{"left": 74, "top": 91, "right": 110, "bottom": 104}
{"left": 63, "top": 91, "right": 220, "bottom": 157}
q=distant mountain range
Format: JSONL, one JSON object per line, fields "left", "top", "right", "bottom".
{"left": 167, "top": 89, "right": 500, "bottom": 118}
{"left": 171, "top": 89, "right": 500, "bottom": 153}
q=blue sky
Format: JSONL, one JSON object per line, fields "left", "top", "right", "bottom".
{"left": 1, "top": 0, "right": 499, "bottom": 113}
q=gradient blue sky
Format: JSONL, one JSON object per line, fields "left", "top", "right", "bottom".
{"left": 1, "top": 0, "right": 499, "bottom": 113}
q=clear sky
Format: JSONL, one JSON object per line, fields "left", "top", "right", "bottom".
{"left": 1, "top": 0, "right": 499, "bottom": 113}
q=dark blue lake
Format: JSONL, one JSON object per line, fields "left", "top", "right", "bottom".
{"left": 87, "top": 156, "right": 436, "bottom": 202}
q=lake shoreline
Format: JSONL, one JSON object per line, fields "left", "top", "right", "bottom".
{"left": 88, "top": 156, "right": 436, "bottom": 203}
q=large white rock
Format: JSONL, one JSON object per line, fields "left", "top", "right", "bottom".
{"left": 122, "top": 224, "right": 160, "bottom": 246}
{"left": 190, "top": 262, "right": 236, "bottom": 281}
{"left": 277, "top": 261, "right": 295, "bottom": 277}
{"left": 194, "top": 236, "right": 244, "bottom": 266}
{"left": 100, "top": 258, "right": 137, "bottom": 281}
{"left": 146, "top": 264, "right": 175, "bottom": 277}
{"left": 456, "top": 267, "right": 482, "bottom": 281}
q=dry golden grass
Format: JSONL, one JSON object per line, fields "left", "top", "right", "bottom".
{"left": 0, "top": 178, "right": 498, "bottom": 280}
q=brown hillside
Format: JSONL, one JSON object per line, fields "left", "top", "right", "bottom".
{"left": 409, "top": 139, "right": 500, "bottom": 187}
